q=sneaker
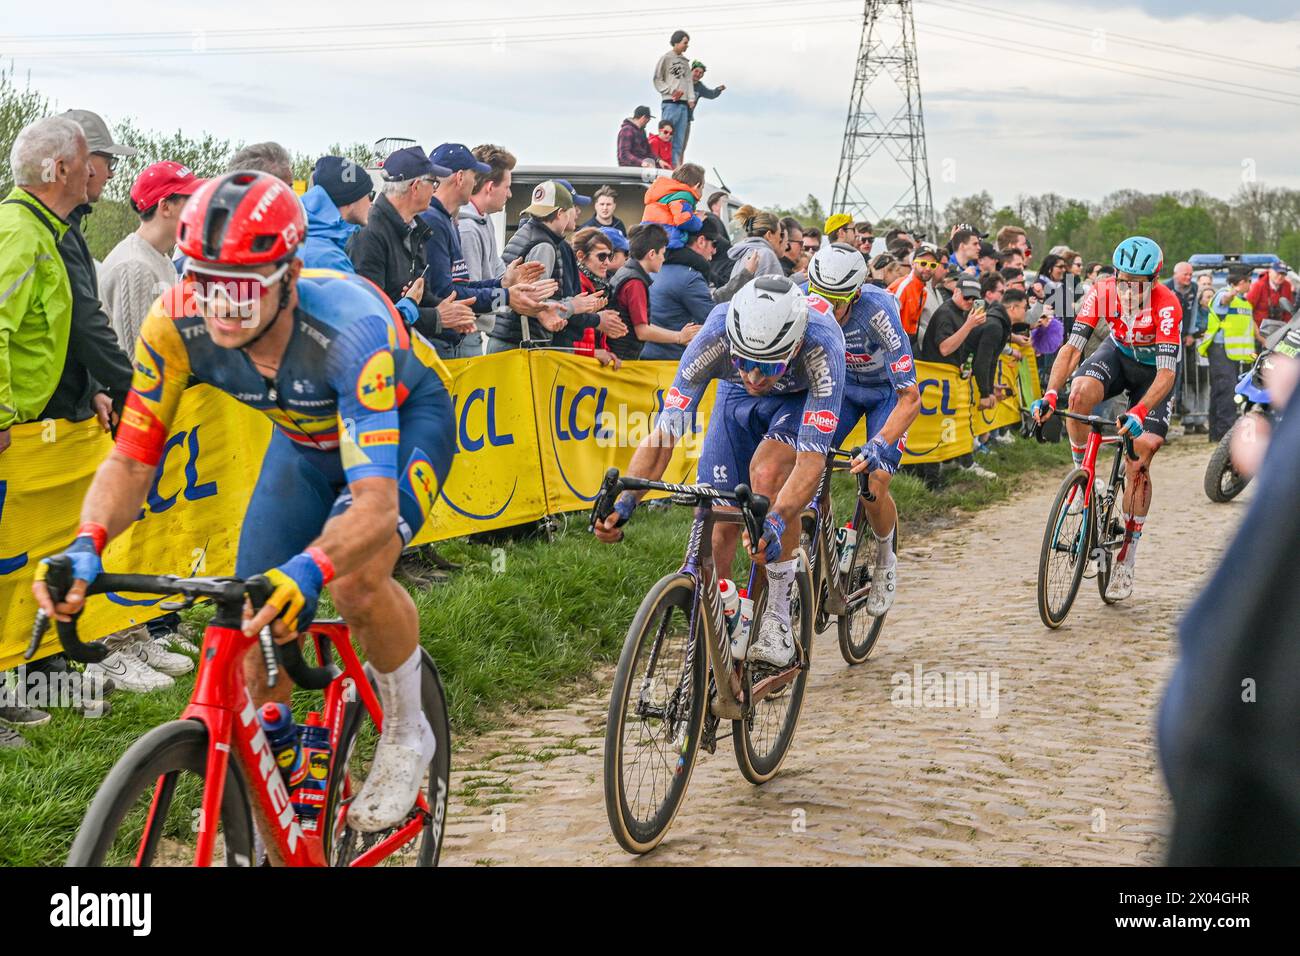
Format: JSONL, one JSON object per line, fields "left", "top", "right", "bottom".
{"left": 0, "top": 704, "right": 52, "bottom": 727}
{"left": 1106, "top": 561, "right": 1135, "bottom": 601}
{"left": 747, "top": 610, "right": 796, "bottom": 667}
{"left": 347, "top": 717, "right": 436, "bottom": 833}
{"left": 86, "top": 651, "right": 173, "bottom": 694}
{"left": 867, "top": 554, "right": 897, "bottom": 617}
{"left": 151, "top": 628, "right": 199, "bottom": 656}
{"left": 131, "top": 638, "right": 194, "bottom": 677}
{"left": 0, "top": 724, "right": 26, "bottom": 749}
{"left": 961, "top": 462, "right": 998, "bottom": 480}
{"left": 993, "top": 431, "right": 1016, "bottom": 446}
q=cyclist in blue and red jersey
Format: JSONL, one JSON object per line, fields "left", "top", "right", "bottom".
{"left": 1032, "top": 236, "right": 1181, "bottom": 600}
{"left": 33, "top": 171, "right": 453, "bottom": 838}
{"left": 594, "top": 275, "right": 846, "bottom": 668}
{"left": 805, "top": 243, "right": 921, "bottom": 616}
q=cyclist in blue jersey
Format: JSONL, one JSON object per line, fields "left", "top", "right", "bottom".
{"left": 33, "top": 172, "right": 453, "bottom": 838}
{"left": 806, "top": 243, "right": 921, "bottom": 615}
{"left": 594, "top": 275, "right": 847, "bottom": 667}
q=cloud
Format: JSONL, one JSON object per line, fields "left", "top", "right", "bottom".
{"left": 1074, "top": 0, "right": 1298, "bottom": 19}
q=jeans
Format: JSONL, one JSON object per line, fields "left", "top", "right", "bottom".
{"left": 451, "top": 332, "right": 483, "bottom": 359}
{"left": 661, "top": 101, "right": 690, "bottom": 166}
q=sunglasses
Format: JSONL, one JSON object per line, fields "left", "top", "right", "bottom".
{"left": 802, "top": 242, "right": 819, "bottom": 252}
{"left": 809, "top": 284, "right": 860, "bottom": 305}
{"left": 913, "top": 259, "right": 939, "bottom": 269}
{"left": 731, "top": 355, "right": 791, "bottom": 378}
{"left": 187, "top": 261, "right": 291, "bottom": 309}
{"left": 593, "top": 252, "right": 613, "bottom": 262}
{"left": 93, "top": 151, "right": 120, "bottom": 174}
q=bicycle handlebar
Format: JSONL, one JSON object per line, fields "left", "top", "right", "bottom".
{"left": 590, "top": 467, "right": 771, "bottom": 550}
{"left": 1032, "top": 408, "right": 1138, "bottom": 461}
{"left": 29, "top": 557, "right": 338, "bottom": 691}
{"left": 846, "top": 447, "right": 878, "bottom": 503}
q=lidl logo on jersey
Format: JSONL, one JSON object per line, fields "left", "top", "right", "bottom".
{"left": 357, "top": 352, "right": 396, "bottom": 411}
{"left": 405, "top": 455, "right": 440, "bottom": 517}
{"left": 802, "top": 409, "right": 839, "bottom": 434}
{"left": 132, "top": 340, "right": 166, "bottom": 402}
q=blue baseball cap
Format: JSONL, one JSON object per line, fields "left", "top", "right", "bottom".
{"left": 381, "top": 145, "right": 451, "bottom": 182}
{"left": 599, "top": 226, "right": 629, "bottom": 253}
{"left": 429, "top": 143, "right": 491, "bottom": 175}
{"left": 557, "top": 179, "right": 591, "bottom": 206}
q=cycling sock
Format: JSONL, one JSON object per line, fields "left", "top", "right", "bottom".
{"left": 1070, "top": 442, "right": 1086, "bottom": 467}
{"left": 1122, "top": 515, "right": 1145, "bottom": 565}
{"left": 766, "top": 559, "right": 797, "bottom": 620}
{"left": 372, "top": 647, "right": 432, "bottom": 753}
{"left": 873, "top": 524, "right": 895, "bottom": 565}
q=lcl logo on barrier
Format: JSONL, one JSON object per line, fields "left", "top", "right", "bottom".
{"left": 918, "top": 378, "right": 959, "bottom": 416}
{"left": 438, "top": 386, "right": 518, "bottom": 521}
{"left": 553, "top": 385, "right": 615, "bottom": 443}
{"left": 450, "top": 387, "right": 514, "bottom": 451}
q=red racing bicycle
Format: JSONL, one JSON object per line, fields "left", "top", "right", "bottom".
{"left": 29, "top": 557, "right": 451, "bottom": 867}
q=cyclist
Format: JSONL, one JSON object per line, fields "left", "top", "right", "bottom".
{"left": 32, "top": 171, "right": 454, "bottom": 838}
{"left": 806, "top": 243, "right": 921, "bottom": 615}
{"left": 593, "top": 275, "right": 846, "bottom": 668}
{"left": 1031, "top": 236, "right": 1180, "bottom": 599}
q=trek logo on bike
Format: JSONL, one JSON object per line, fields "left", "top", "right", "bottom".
{"left": 802, "top": 409, "right": 839, "bottom": 434}
{"left": 663, "top": 386, "right": 692, "bottom": 412}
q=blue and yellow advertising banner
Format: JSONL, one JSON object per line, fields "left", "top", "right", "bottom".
{"left": 972, "top": 345, "right": 1038, "bottom": 436}
{"left": 837, "top": 358, "right": 977, "bottom": 463}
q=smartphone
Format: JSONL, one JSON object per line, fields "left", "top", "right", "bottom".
{"left": 972, "top": 298, "right": 986, "bottom": 312}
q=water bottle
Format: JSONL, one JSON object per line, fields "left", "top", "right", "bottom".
{"left": 718, "top": 579, "right": 740, "bottom": 636}
{"left": 732, "top": 588, "right": 755, "bottom": 662}
{"left": 836, "top": 522, "right": 858, "bottom": 576}
{"left": 258, "top": 702, "right": 306, "bottom": 788}
{"left": 293, "top": 713, "right": 332, "bottom": 831}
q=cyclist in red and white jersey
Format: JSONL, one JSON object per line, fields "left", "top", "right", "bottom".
{"left": 1032, "top": 236, "right": 1181, "bottom": 600}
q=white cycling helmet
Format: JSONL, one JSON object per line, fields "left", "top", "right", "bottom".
{"left": 726, "top": 275, "right": 809, "bottom": 364}
{"left": 808, "top": 242, "right": 868, "bottom": 297}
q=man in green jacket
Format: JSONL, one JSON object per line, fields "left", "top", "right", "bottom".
{"left": 0, "top": 115, "right": 90, "bottom": 456}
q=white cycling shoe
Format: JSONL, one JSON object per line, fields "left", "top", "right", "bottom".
{"left": 747, "top": 611, "right": 795, "bottom": 668}
{"left": 1106, "top": 560, "right": 1136, "bottom": 601}
{"left": 346, "top": 715, "right": 436, "bottom": 833}
{"left": 867, "top": 554, "right": 897, "bottom": 617}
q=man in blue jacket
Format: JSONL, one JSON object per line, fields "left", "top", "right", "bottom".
{"left": 642, "top": 218, "right": 719, "bottom": 360}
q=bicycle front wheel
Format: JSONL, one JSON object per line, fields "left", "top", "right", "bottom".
{"left": 327, "top": 648, "right": 452, "bottom": 867}
{"left": 733, "top": 567, "right": 814, "bottom": 784}
{"left": 1037, "top": 469, "right": 1093, "bottom": 629}
{"left": 604, "top": 573, "right": 706, "bottom": 855}
{"left": 67, "top": 720, "right": 254, "bottom": 867}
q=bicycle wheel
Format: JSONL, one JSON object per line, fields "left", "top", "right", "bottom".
{"left": 1204, "top": 427, "right": 1249, "bottom": 503}
{"left": 604, "top": 573, "right": 706, "bottom": 854}
{"left": 327, "top": 648, "right": 451, "bottom": 866}
{"left": 733, "top": 568, "right": 813, "bottom": 784}
{"left": 1037, "top": 469, "right": 1093, "bottom": 629}
{"left": 67, "top": 720, "right": 254, "bottom": 867}
{"left": 838, "top": 520, "right": 900, "bottom": 665}
{"left": 1097, "top": 471, "right": 1126, "bottom": 604}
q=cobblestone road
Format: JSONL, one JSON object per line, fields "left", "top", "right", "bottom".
{"left": 442, "top": 442, "right": 1246, "bottom": 865}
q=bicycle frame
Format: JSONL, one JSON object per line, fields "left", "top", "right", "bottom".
{"left": 803, "top": 452, "right": 874, "bottom": 621}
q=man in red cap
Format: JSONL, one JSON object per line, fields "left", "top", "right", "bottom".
{"left": 101, "top": 161, "right": 206, "bottom": 349}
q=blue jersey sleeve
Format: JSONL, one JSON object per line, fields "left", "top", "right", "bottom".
{"left": 327, "top": 311, "right": 403, "bottom": 484}
{"left": 658, "top": 306, "right": 732, "bottom": 439}
{"left": 792, "top": 318, "right": 846, "bottom": 453}
{"left": 865, "top": 290, "right": 916, "bottom": 390}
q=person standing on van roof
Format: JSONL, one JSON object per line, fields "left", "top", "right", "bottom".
{"left": 617, "top": 106, "right": 658, "bottom": 168}
{"left": 653, "top": 30, "right": 694, "bottom": 166}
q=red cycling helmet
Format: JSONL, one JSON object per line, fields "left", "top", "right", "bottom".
{"left": 177, "top": 170, "right": 306, "bottom": 266}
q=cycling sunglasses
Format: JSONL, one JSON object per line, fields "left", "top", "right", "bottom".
{"left": 912, "top": 258, "right": 940, "bottom": 269}
{"left": 731, "top": 354, "right": 792, "bottom": 378}
{"left": 809, "top": 283, "right": 860, "bottom": 305}
{"left": 187, "top": 261, "right": 291, "bottom": 308}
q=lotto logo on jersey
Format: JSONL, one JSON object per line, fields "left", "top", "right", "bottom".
{"left": 1158, "top": 307, "right": 1175, "bottom": 336}
{"left": 802, "top": 409, "right": 839, "bottom": 434}
{"left": 663, "top": 386, "right": 692, "bottom": 411}
{"left": 890, "top": 354, "right": 913, "bottom": 374}
{"left": 357, "top": 351, "right": 396, "bottom": 411}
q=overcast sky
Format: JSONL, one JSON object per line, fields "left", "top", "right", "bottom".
{"left": 5, "top": 0, "right": 1298, "bottom": 218}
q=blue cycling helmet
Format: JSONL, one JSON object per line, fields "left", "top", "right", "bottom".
{"left": 1112, "top": 236, "right": 1163, "bottom": 277}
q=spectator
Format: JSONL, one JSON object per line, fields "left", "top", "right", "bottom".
{"left": 1248, "top": 262, "right": 1295, "bottom": 341}
{"left": 868, "top": 252, "right": 896, "bottom": 288}
{"left": 802, "top": 227, "right": 823, "bottom": 255}
{"left": 102, "top": 161, "right": 205, "bottom": 349}
{"left": 653, "top": 30, "right": 694, "bottom": 166}
{"left": 978, "top": 241, "right": 1000, "bottom": 277}
{"left": 999, "top": 248, "right": 1026, "bottom": 271}
{"left": 1201, "top": 269, "right": 1259, "bottom": 443}
{"left": 227, "top": 141, "right": 293, "bottom": 182}
{"left": 980, "top": 271, "right": 1005, "bottom": 304}
{"left": 824, "top": 212, "right": 856, "bottom": 245}
{"left": 458, "top": 145, "right": 519, "bottom": 355}
{"left": 649, "top": 120, "right": 675, "bottom": 168}
{"left": 885, "top": 227, "right": 917, "bottom": 252}
{"left": 948, "top": 228, "right": 981, "bottom": 274}
{"left": 617, "top": 106, "right": 659, "bottom": 168}
{"left": 683, "top": 59, "right": 725, "bottom": 156}
{"left": 854, "top": 221, "right": 875, "bottom": 257}
{"left": 921, "top": 275, "right": 995, "bottom": 478}
{"left": 1180, "top": 283, "right": 1215, "bottom": 434}
{"left": 299, "top": 156, "right": 372, "bottom": 273}
{"left": 703, "top": 190, "right": 732, "bottom": 282}
{"left": 778, "top": 216, "right": 805, "bottom": 276}
{"left": 607, "top": 223, "right": 670, "bottom": 360}
{"left": 555, "top": 227, "right": 627, "bottom": 354}
{"left": 972, "top": 285, "right": 1016, "bottom": 411}
{"left": 939, "top": 265, "right": 961, "bottom": 300}
{"left": 995, "top": 224, "right": 1029, "bottom": 258}
{"left": 486, "top": 180, "right": 603, "bottom": 352}
{"left": 725, "top": 204, "right": 786, "bottom": 281}
{"left": 641, "top": 161, "right": 704, "bottom": 250}
{"left": 889, "top": 241, "right": 941, "bottom": 347}
{"left": 601, "top": 226, "right": 630, "bottom": 273}
{"left": 579, "top": 185, "right": 628, "bottom": 235}
{"left": 1164, "top": 261, "right": 1198, "bottom": 431}
{"left": 644, "top": 219, "right": 725, "bottom": 360}
{"left": 350, "top": 146, "right": 474, "bottom": 349}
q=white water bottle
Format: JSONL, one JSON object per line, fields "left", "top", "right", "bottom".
{"left": 719, "top": 578, "right": 740, "bottom": 635}
{"left": 836, "top": 523, "right": 858, "bottom": 575}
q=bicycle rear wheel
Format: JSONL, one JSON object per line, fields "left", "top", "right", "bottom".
{"left": 1037, "top": 469, "right": 1093, "bottom": 629}
{"left": 838, "top": 520, "right": 899, "bottom": 665}
{"left": 327, "top": 649, "right": 451, "bottom": 866}
{"left": 733, "top": 568, "right": 813, "bottom": 783}
{"left": 67, "top": 720, "right": 254, "bottom": 866}
{"left": 604, "top": 573, "right": 706, "bottom": 854}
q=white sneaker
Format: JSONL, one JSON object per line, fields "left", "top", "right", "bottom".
{"left": 993, "top": 432, "right": 1015, "bottom": 446}
{"left": 867, "top": 554, "right": 897, "bottom": 617}
{"left": 747, "top": 611, "right": 796, "bottom": 667}
{"left": 347, "top": 716, "right": 436, "bottom": 833}
{"left": 961, "top": 462, "right": 998, "bottom": 480}
{"left": 85, "top": 651, "right": 173, "bottom": 694}
{"left": 1106, "top": 561, "right": 1135, "bottom": 601}
{"left": 153, "top": 630, "right": 200, "bottom": 656}
{"left": 133, "top": 638, "right": 194, "bottom": 677}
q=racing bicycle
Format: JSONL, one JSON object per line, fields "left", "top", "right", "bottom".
{"left": 1033, "top": 410, "right": 1137, "bottom": 629}
{"left": 30, "top": 557, "right": 451, "bottom": 867}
